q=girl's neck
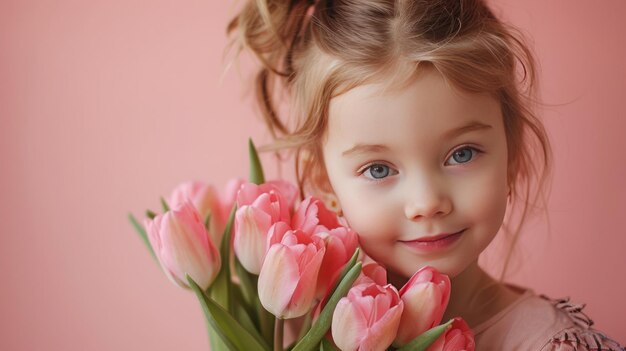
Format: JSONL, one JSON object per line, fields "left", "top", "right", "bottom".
{"left": 388, "top": 260, "right": 523, "bottom": 329}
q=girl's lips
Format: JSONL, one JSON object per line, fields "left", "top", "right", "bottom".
{"left": 400, "top": 229, "right": 466, "bottom": 252}
{"left": 415, "top": 230, "right": 464, "bottom": 242}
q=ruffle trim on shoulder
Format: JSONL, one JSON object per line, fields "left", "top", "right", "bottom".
{"left": 540, "top": 295, "right": 595, "bottom": 329}
{"left": 539, "top": 295, "right": 625, "bottom": 351}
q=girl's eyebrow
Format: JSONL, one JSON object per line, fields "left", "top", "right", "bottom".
{"left": 341, "top": 121, "right": 492, "bottom": 158}
{"left": 444, "top": 121, "right": 493, "bottom": 139}
{"left": 342, "top": 144, "right": 390, "bottom": 157}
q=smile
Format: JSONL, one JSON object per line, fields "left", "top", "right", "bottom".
{"left": 399, "top": 229, "right": 466, "bottom": 252}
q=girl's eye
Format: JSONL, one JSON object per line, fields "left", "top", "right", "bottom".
{"left": 446, "top": 146, "right": 482, "bottom": 165}
{"left": 360, "top": 163, "right": 398, "bottom": 181}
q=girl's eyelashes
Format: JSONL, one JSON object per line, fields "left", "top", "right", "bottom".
{"left": 359, "top": 163, "right": 398, "bottom": 182}
{"left": 445, "top": 145, "right": 483, "bottom": 166}
{"left": 357, "top": 145, "right": 483, "bottom": 182}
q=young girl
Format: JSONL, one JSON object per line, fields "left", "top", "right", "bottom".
{"left": 226, "top": 0, "right": 624, "bottom": 349}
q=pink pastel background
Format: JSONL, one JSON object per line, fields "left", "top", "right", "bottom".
{"left": 1, "top": 0, "right": 625, "bottom": 349}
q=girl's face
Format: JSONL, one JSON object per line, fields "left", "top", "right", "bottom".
{"left": 321, "top": 67, "right": 509, "bottom": 280}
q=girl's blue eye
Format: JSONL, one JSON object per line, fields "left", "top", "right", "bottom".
{"left": 447, "top": 146, "right": 481, "bottom": 165}
{"left": 361, "top": 164, "right": 396, "bottom": 181}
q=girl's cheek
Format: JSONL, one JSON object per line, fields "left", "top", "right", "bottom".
{"left": 346, "top": 209, "right": 395, "bottom": 242}
{"left": 453, "top": 169, "right": 508, "bottom": 233}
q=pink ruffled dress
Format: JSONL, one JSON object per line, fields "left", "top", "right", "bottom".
{"left": 472, "top": 284, "right": 624, "bottom": 350}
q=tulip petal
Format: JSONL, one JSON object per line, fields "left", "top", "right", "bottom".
{"left": 396, "top": 267, "right": 451, "bottom": 346}
{"left": 316, "top": 235, "right": 348, "bottom": 298}
{"left": 397, "top": 284, "right": 443, "bottom": 343}
{"left": 331, "top": 283, "right": 403, "bottom": 351}
{"left": 146, "top": 202, "right": 221, "bottom": 291}
{"left": 237, "top": 183, "right": 262, "bottom": 207}
{"left": 219, "top": 178, "right": 244, "bottom": 224}
{"left": 332, "top": 298, "right": 367, "bottom": 351}
{"left": 234, "top": 205, "right": 273, "bottom": 274}
{"left": 285, "top": 243, "right": 325, "bottom": 318}
{"left": 264, "top": 180, "right": 299, "bottom": 208}
{"left": 258, "top": 244, "right": 300, "bottom": 318}
{"left": 360, "top": 303, "right": 403, "bottom": 351}
{"left": 161, "top": 210, "right": 215, "bottom": 289}
{"left": 291, "top": 262, "right": 362, "bottom": 351}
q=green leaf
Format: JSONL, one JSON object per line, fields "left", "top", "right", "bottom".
{"left": 231, "top": 283, "right": 260, "bottom": 334}
{"left": 319, "top": 339, "right": 338, "bottom": 351}
{"left": 145, "top": 209, "right": 157, "bottom": 219}
{"left": 328, "top": 248, "right": 360, "bottom": 297}
{"left": 160, "top": 196, "right": 170, "bottom": 212}
{"left": 234, "top": 256, "right": 275, "bottom": 346}
{"left": 234, "top": 257, "right": 257, "bottom": 312}
{"left": 187, "top": 275, "right": 270, "bottom": 351}
{"left": 208, "top": 323, "right": 235, "bottom": 351}
{"left": 248, "top": 138, "right": 265, "bottom": 185}
{"left": 128, "top": 213, "right": 157, "bottom": 262}
{"left": 232, "top": 286, "right": 269, "bottom": 348}
{"left": 395, "top": 319, "right": 454, "bottom": 351}
{"left": 291, "top": 261, "right": 362, "bottom": 351}
{"left": 210, "top": 204, "right": 237, "bottom": 312}
{"left": 258, "top": 297, "right": 275, "bottom": 348}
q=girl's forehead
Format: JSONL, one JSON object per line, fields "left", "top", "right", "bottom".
{"left": 324, "top": 68, "right": 502, "bottom": 152}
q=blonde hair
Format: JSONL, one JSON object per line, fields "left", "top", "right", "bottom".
{"left": 226, "top": 0, "right": 553, "bottom": 280}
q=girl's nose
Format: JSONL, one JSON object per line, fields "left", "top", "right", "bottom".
{"left": 403, "top": 180, "right": 452, "bottom": 221}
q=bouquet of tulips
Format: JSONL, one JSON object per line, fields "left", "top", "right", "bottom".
{"left": 128, "top": 139, "right": 475, "bottom": 351}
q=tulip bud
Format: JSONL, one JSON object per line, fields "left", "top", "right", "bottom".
{"left": 145, "top": 201, "right": 221, "bottom": 290}
{"left": 236, "top": 181, "right": 298, "bottom": 221}
{"left": 263, "top": 180, "right": 299, "bottom": 211}
{"left": 168, "top": 181, "right": 222, "bottom": 238}
{"left": 291, "top": 196, "right": 342, "bottom": 234}
{"left": 331, "top": 282, "right": 404, "bottom": 351}
{"left": 234, "top": 182, "right": 294, "bottom": 274}
{"left": 353, "top": 259, "right": 388, "bottom": 286}
{"left": 313, "top": 227, "right": 358, "bottom": 299}
{"left": 217, "top": 177, "right": 245, "bottom": 226}
{"left": 426, "top": 318, "right": 475, "bottom": 351}
{"left": 258, "top": 229, "right": 325, "bottom": 319}
{"left": 168, "top": 178, "right": 245, "bottom": 246}
{"left": 394, "top": 266, "right": 451, "bottom": 346}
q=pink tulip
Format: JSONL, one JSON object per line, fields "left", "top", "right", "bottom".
{"left": 233, "top": 201, "right": 273, "bottom": 275}
{"left": 234, "top": 181, "right": 296, "bottom": 274}
{"left": 217, "top": 178, "right": 245, "bottom": 226}
{"left": 331, "top": 282, "right": 404, "bottom": 351}
{"left": 313, "top": 227, "right": 358, "bottom": 299}
{"left": 394, "top": 266, "right": 451, "bottom": 346}
{"left": 168, "top": 178, "right": 244, "bottom": 246}
{"left": 292, "top": 196, "right": 342, "bottom": 234}
{"left": 426, "top": 318, "right": 475, "bottom": 351}
{"left": 145, "top": 201, "right": 221, "bottom": 290}
{"left": 258, "top": 229, "right": 325, "bottom": 319}
{"left": 354, "top": 259, "right": 388, "bottom": 286}
{"left": 236, "top": 180, "right": 298, "bottom": 214}
{"left": 169, "top": 181, "right": 222, "bottom": 238}
{"left": 264, "top": 179, "right": 299, "bottom": 209}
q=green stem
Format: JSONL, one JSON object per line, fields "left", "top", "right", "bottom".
{"left": 260, "top": 302, "right": 275, "bottom": 346}
{"left": 274, "top": 318, "right": 284, "bottom": 351}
